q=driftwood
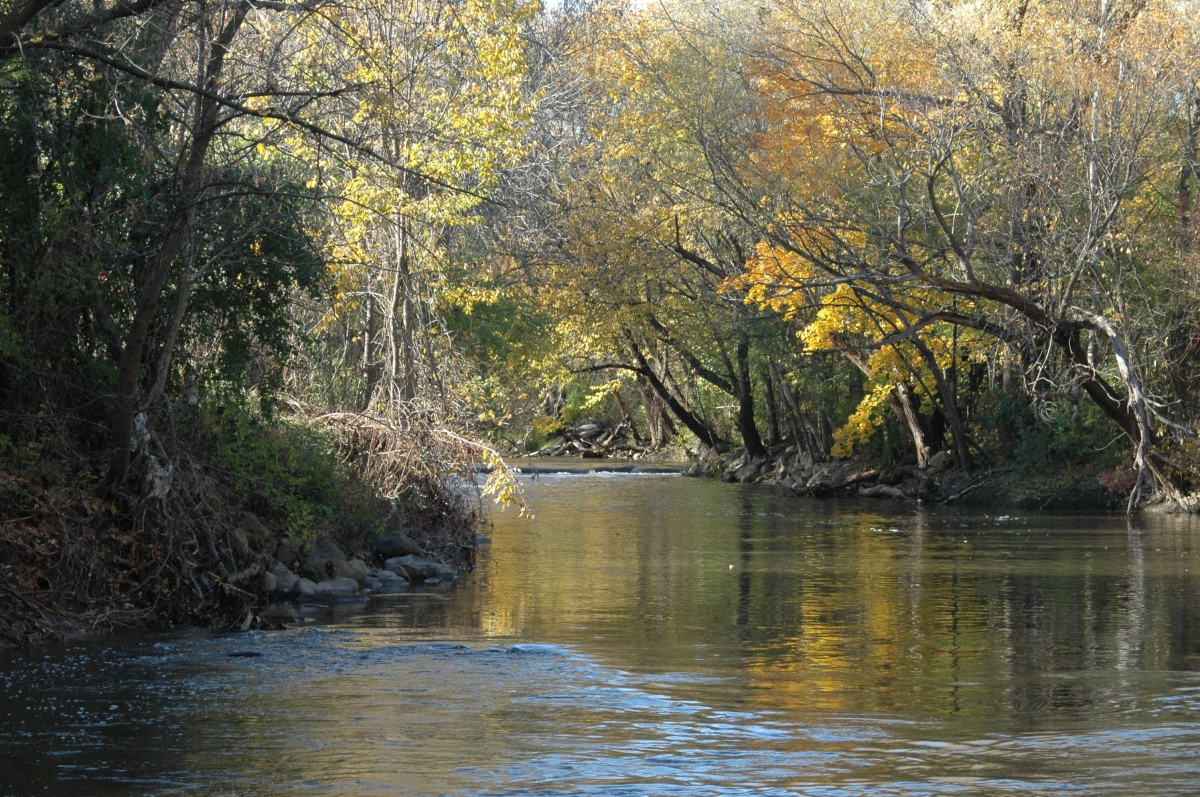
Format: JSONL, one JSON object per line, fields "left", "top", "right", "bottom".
{"left": 225, "top": 562, "right": 263, "bottom": 586}
{"left": 530, "top": 419, "right": 655, "bottom": 459}
{"left": 939, "top": 470, "right": 994, "bottom": 504}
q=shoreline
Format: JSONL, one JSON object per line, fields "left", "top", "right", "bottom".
{"left": 512, "top": 449, "right": 1146, "bottom": 513}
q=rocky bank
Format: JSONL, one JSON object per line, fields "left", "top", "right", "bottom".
{"left": 686, "top": 444, "right": 1126, "bottom": 510}
{"left": 231, "top": 518, "right": 477, "bottom": 629}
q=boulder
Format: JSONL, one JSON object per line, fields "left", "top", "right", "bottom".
{"left": 732, "top": 458, "right": 765, "bottom": 483}
{"left": 303, "top": 539, "right": 348, "bottom": 582}
{"left": 345, "top": 558, "right": 370, "bottom": 586}
{"left": 363, "top": 577, "right": 382, "bottom": 592}
{"left": 237, "top": 512, "right": 272, "bottom": 552}
{"left": 373, "top": 534, "right": 423, "bottom": 560}
{"left": 383, "top": 556, "right": 414, "bottom": 578}
{"left": 274, "top": 542, "right": 301, "bottom": 572}
{"left": 261, "top": 570, "right": 278, "bottom": 593}
{"left": 376, "top": 569, "right": 408, "bottom": 585}
{"left": 928, "top": 450, "right": 953, "bottom": 473}
{"left": 383, "top": 555, "right": 445, "bottom": 581}
{"left": 373, "top": 572, "right": 408, "bottom": 594}
{"left": 258, "top": 603, "right": 301, "bottom": 625}
{"left": 268, "top": 562, "right": 299, "bottom": 594}
{"left": 386, "top": 556, "right": 456, "bottom": 583}
{"left": 292, "top": 577, "right": 318, "bottom": 597}
{"left": 313, "top": 577, "right": 359, "bottom": 596}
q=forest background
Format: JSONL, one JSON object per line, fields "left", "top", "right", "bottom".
{"left": 2, "top": 0, "right": 1199, "bottom": 644}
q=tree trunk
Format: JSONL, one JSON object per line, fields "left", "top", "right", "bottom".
{"left": 911, "top": 338, "right": 972, "bottom": 473}
{"left": 392, "top": 219, "right": 417, "bottom": 403}
{"left": 842, "top": 349, "right": 932, "bottom": 467}
{"left": 1083, "top": 314, "right": 1185, "bottom": 511}
{"left": 612, "top": 388, "right": 643, "bottom": 445}
{"left": 887, "top": 385, "right": 933, "bottom": 468}
{"left": 103, "top": 1, "right": 250, "bottom": 488}
{"left": 1179, "top": 94, "right": 1199, "bottom": 234}
{"left": 734, "top": 337, "right": 767, "bottom": 458}
{"left": 361, "top": 289, "right": 382, "bottom": 410}
{"left": 637, "top": 375, "right": 674, "bottom": 448}
{"left": 763, "top": 362, "right": 781, "bottom": 447}
{"left": 628, "top": 337, "right": 727, "bottom": 453}
{"left": 146, "top": 261, "right": 194, "bottom": 426}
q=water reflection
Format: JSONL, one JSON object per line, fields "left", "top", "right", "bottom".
{"left": 2, "top": 472, "right": 1199, "bottom": 795}
{"left": 471, "top": 475, "right": 1200, "bottom": 723}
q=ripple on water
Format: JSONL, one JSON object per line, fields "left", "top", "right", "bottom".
{"left": 3, "top": 476, "right": 1200, "bottom": 796}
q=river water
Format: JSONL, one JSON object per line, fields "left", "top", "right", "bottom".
{"left": 3, "top": 465, "right": 1200, "bottom": 795}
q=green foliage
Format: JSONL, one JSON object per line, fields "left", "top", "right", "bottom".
{"left": 972, "top": 392, "right": 1129, "bottom": 470}
{"left": 198, "top": 402, "right": 383, "bottom": 547}
{"left": 182, "top": 183, "right": 326, "bottom": 408}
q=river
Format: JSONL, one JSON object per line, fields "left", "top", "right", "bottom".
{"left": 2, "top": 464, "right": 1199, "bottom": 795}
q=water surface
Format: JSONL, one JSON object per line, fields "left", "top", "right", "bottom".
{"left": 2, "top": 469, "right": 1199, "bottom": 794}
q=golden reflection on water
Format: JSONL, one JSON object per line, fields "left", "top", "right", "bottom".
{"left": 4, "top": 471, "right": 1200, "bottom": 796}
{"left": 466, "top": 473, "right": 1200, "bottom": 724}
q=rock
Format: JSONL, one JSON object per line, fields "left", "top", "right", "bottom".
{"left": 292, "top": 577, "right": 318, "bottom": 597}
{"left": 261, "top": 571, "right": 278, "bottom": 593}
{"left": 373, "top": 534, "right": 422, "bottom": 560}
{"left": 806, "top": 461, "right": 849, "bottom": 489}
{"left": 227, "top": 526, "right": 252, "bottom": 560}
{"left": 237, "top": 512, "right": 272, "bottom": 552}
{"left": 313, "top": 576, "right": 359, "bottom": 596}
{"left": 383, "top": 556, "right": 415, "bottom": 579}
{"left": 274, "top": 542, "right": 301, "bottom": 572}
{"left": 257, "top": 603, "right": 301, "bottom": 625}
{"left": 303, "top": 539, "right": 348, "bottom": 582}
{"left": 928, "top": 450, "right": 953, "bottom": 473}
{"left": 858, "top": 484, "right": 909, "bottom": 500}
{"left": 732, "top": 457, "right": 765, "bottom": 483}
{"left": 377, "top": 569, "right": 408, "bottom": 584}
{"left": 720, "top": 454, "right": 747, "bottom": 482}
{"left": 373, "top": 570, "right": 408, "bottom": 593}
{"left": 345, "top": 558, "right": 370, "bottom": 586}
{"left": 268, "top": 562, "right": 298, "bottom": 594}
{"left": 383, "top": 555, "right": 446, "bottom": 581}
{"left": 364, "top": 577, "right": 382, "bottom": 591}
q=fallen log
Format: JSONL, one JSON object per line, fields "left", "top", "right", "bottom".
{"left": 939, "top": 470, "right": 994, "bottom": 504}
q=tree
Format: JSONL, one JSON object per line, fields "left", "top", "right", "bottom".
{"left": 734, "top": 0, "right": 1200, "bottom": 507}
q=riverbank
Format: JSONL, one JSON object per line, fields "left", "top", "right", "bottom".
{"left": 0, "top": 407, "right": 483, "bottom": 649}
{"left": 684, "top": 445, "right": 1139, "bottom": 511}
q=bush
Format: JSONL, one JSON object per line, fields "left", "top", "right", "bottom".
{"left": 190, "top": 401, "right": 386, "bottom": 551}
{"left": 971, "top": 390, "right": 1129, "bottom": 469}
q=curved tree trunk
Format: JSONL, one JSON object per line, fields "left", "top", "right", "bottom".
{"left": 627, "top": 337, "right": 728, "bottom": 454}
{"left": 842, "top": 349, "right": 933, "bottom": 468}
{"left": 734, "top": 338, "right": 767, "bottom": 458}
